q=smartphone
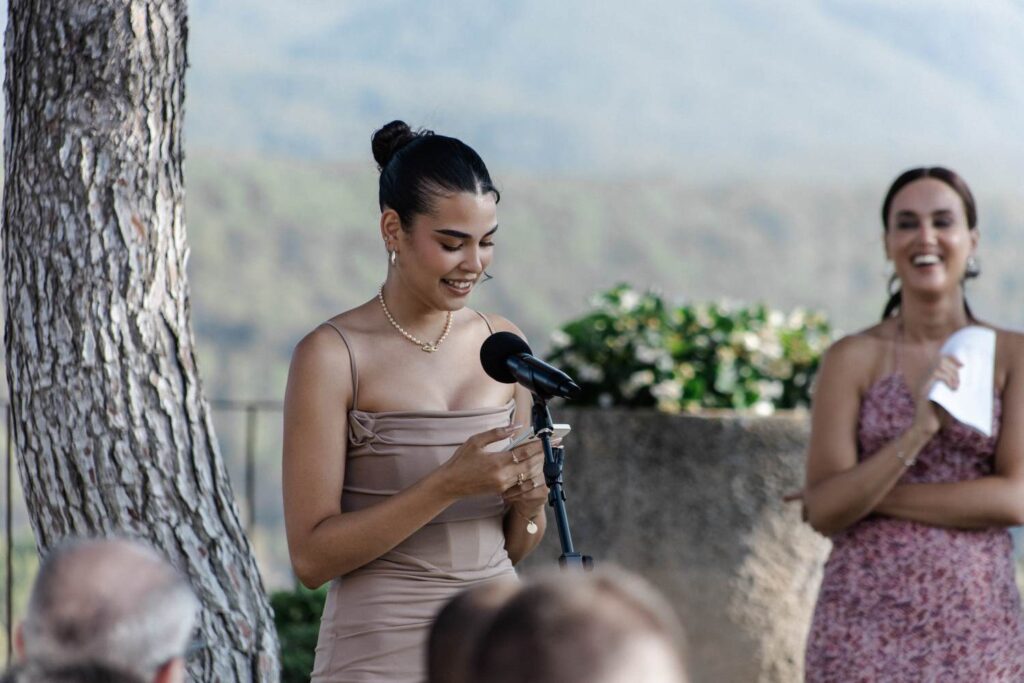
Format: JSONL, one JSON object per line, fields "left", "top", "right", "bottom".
{"left": 504, "top": 424, "right": 571, "bottom": 451}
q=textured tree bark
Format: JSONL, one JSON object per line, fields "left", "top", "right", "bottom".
{"left": 2, "top": 1, "right": 280, "bottom": 680}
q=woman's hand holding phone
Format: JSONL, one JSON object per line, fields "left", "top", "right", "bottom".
{"left": 438, "top": 425, "right": 545, "bottom": 499}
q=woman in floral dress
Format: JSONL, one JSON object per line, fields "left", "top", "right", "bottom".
{"left": 802, "top": 167, "right": 1024, "bottom": 682}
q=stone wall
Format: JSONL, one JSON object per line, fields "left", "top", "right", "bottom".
{"left": 517, "top": 408, "right": 831, "bottom": 683}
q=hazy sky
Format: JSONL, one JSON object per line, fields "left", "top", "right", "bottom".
{"left": 4, "top": 1, "right": 1023, "bottom": 183}
{"left": 181, "top": 0, "right": 1024, "bottom": 184}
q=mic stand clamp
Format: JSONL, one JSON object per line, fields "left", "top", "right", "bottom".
{"left": 532, "top": 395, "right": 593, "bottom": 571}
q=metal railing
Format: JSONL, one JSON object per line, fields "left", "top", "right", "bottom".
{"left": 1, "top": 397, "right": 284, "bottom": 662}
{"left": 207, "top": 399, "right": 285, "bottom": 535}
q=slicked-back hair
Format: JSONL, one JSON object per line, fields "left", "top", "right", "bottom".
{"left": 372, "top": 120, "right": 500, "bottom": 229}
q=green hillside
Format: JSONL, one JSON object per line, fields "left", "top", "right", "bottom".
{"left": 184, "top": 153, "right": 1024, "bottom": 405}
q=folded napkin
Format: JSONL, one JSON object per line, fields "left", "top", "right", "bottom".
{"left": 928, "top": 325, "right": 996, "bottom": 436}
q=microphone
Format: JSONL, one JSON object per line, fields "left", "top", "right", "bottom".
{"left": 480, "top": 331, "right": 582, "bottom": 400}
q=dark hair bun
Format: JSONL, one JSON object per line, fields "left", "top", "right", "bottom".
{"left": 372, "top": 120, "right": 423, "bottom": 171}
{"left": 373, "top": 121, "right": 498, "bottom": 224}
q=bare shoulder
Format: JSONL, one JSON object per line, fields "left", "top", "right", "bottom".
{"left": 294, "top": 322, "right": 348, "bottom": 362}
{"left": 288, "top": 305, "right": 375, "bottom": 396}
{"left": 819, "top": 321, "right": 895, "bottom": 390}
{"left": 297, "top": 301, "right": 379, "bottom": 358}
{"left": 824, "top": 321, "right": 891, "bottom": 364}
{"left": 984, "top": 324, "right": 1024, "bottom": 382}
{"left": 289, "top": 323, "right": 352, "bottom": 390}
{"left": 479, "top": 312, "right": 528, "bottom": 342}
{"left": 989, "top": 324, "right": 1024, "bottom": 353}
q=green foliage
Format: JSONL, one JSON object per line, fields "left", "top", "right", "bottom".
{"left": 547, "top": 284, "right": 832, "bottom": 413}
{"left": 271, "top": 584, "right": 328, "bottom": 682}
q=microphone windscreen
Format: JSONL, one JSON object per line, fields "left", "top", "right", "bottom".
{"left": 480, "top": 331, "right": 532, "bottom": 384}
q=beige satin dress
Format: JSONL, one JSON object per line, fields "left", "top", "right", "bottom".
{"left": 311, "top": 321, "right": 517, "bottom": 683}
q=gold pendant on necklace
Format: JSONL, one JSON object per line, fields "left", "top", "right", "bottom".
{"left": 378, "top": 284, "right": 453, "bottom": 353}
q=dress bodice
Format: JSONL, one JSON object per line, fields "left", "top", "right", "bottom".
{"left": 341, "top": 400, "right": 516, "bottom": 526}
{"left": 856, "top": 372, "right": 1001, "bottom": 484}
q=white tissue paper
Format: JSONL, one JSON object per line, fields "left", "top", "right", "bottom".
{"left": 927, "top": 325, "right": 996, "bottom": 436}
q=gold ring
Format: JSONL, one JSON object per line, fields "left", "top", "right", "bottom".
{"left": 512, "top": 452, "right": 520, "bottom": 464}
{"left": 517, "top": 472, "right": 526, "bottom": 486}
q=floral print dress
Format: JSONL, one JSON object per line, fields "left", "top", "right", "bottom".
{"left": 805, "top": 372, "right": 1024, "bottom": 682}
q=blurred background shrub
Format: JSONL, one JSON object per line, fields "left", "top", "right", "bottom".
{"left": 271, "top": 585, "right": 328, "bottom": 683}
{"left": 546, "top": 284, "right": 832, "bottom": 413}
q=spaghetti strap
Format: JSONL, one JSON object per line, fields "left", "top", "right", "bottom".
{"left": 892, "top": 318, "right": 904, "bottom": 374}
{"left": 321, "top": 321, "right": 360, "bottom": 410}
{"left": 474, "top": 310, "right": 495, "bottom": 334}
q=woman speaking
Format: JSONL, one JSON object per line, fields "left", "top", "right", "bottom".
{"left": 283, "top": 121, "right": 549, "bottom": 682}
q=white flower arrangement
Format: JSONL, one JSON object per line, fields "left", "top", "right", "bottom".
{"left": 546, "top": 284, "right": 832, "bottom": 413}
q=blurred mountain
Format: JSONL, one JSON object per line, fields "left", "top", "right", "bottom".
{"left": 183, "top": 154, "right": 1024, "bottom": 403}
{"left": 182, "top": 0, "right": 1024, "bottom": 180}
{"left": 4, "top": 0, "right": 1024, "bottom": 400}
{"left": 5, "top": 0, "right": 1024, "bottom": 179}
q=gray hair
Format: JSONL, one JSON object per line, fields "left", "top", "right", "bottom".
{"left": 1, "top": 661, "right": 146, "bottom": 683}
{"left": 20, "top": 537, "right": 200, "bottom": 679}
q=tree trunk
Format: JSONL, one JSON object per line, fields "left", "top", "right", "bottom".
{"left": 2, "top": 1, "right": 279, "bottom": 679}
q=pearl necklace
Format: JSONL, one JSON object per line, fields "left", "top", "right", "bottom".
{"left": 378, "top": 285, "right": 453, "bottom": 353}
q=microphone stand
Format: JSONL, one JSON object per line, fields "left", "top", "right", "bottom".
{"left": 532, "top": 395, "right": 593, "bottom": 571}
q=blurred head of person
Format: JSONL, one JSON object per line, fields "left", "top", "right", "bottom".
{"left": 427, "top": 578, "right": 520, "bottom": 683}
{"left": 373, "top": 120, "right": 501, "bottom": 313}
{"left": 1, "top": 660, "right": 145, "bottom": 683}
{"left": 880, "top": 167, "right": 979, "bottom": 320}
{"left": 14, "top": 537, "right": 200, "bottom": 683}
{"left": 472, "top": 567, "right": 689, "bottom": 683}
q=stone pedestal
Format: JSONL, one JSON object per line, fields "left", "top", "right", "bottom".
{"left": 517, "top": 408, "right": 830, "bottom": 683}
